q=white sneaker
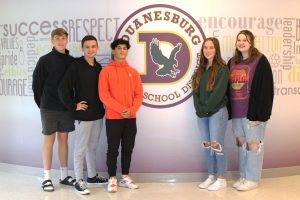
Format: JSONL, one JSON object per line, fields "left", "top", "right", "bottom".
{"left": 236, "top": 180, "right": 258, "bottom": 191}
{"left": 198, "top": 174, "right": 216, "bottom": 189}
{"left": 118, "top": 176, "right": 139, "bottom": 189}
{"left": 207, "top": 178, "right": 227, "bottom": 191}
{"left": 107, "top": 177, "right": 118, "bottom": 193}
{"left": 233, "top": 178, "right": 245, "bottom": 188}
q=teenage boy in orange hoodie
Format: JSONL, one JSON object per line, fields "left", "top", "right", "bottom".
{"left": 99, "top": 38, "right": 143, "bottom": 193}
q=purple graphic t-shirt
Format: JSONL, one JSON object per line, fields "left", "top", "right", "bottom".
{"left": 229, "top": 55, "right": 261, "bottom": 118}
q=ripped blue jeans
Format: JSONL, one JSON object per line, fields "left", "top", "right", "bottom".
{"left": 232, "top": 118, "right": 267, "bottom": 182}
{"left": 197, "top": 107, "right": 228, "bottom": 177}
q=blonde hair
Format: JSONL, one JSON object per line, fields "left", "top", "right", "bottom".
{"left": 51, "top": 28, "right": 68, "bottom": 39}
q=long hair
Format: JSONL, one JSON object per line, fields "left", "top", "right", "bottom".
{"left": 192, "top": 37, "right": 226, "bottom": 92}
{"left": 232, "top": 30, "right": 261, "bottom": 64}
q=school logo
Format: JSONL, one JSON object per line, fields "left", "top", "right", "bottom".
{"left": 115, "top": 4, "right": 205, "bottom": 108}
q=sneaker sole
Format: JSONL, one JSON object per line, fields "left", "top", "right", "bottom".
{"left": 207, "top": 185, "right": 227, "bottom": 191}
{"left": 236, "top": 186, "right": 258, "bottom": 191}
{"left": 118, "top": 183, "right": 139, "bottom": 189}
{"left": 107, "top": 189, "right": 117, "bottom": 193}
{"left": 75, "top": 189, "right": 90, "bottom": 195}
{"left": 87, "top": 182, "right": 108, "bottom": 187}
{"left": 43, "top": 188, "right": 54, "bottom": 192}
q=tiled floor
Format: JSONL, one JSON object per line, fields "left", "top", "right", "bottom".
{"left": 1, "top": 167, "right": 300, "bottom": 200}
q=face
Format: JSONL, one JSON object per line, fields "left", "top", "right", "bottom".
{"left": 112, "top": 44, "right": 128, "bottom": 62}
{"left": 82, "top": 40, "right": 98, "bottom": 59}
{"left": 52, "top": 34, "right": 68, "bottom": 53}
{"left": 236, "top": 33, "right": 251, "bottom": 54}
{"left": 203, "top": 40, "right": 216, "bottom": 63}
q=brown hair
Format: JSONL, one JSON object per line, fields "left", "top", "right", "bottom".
{"left": 192, "top": 37, "right": 226, "bottom": 92}
{"left": 232, "top": 30, "right": 260, "bottom": 64}
{"left": 51, "top": 28, "right": 68, "bottom": 39}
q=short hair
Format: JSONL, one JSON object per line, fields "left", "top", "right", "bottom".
{"left": 51, "top": 28, "right": 68, "bottom": 39}
{"left": 81, "top": 35, "right": 98, "bottom": 48}
{"left": 110, "top": 38, "right": 131, "bottom": 50}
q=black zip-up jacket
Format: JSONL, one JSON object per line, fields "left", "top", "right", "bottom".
{"left": 227, "top": 55, "right": 274, "bottom": 122}
{"left": 58, "top": 57, "right": 105, "bottom": 121}
{"left": 32, "top": 47, "right": 74, "bottom": 110}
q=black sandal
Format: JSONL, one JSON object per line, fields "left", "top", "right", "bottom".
{"left": 42, "top": 180, "right": 54, "bottom": 192}
{"left": 59, "top": 176, "right": 76, "bottom": 186}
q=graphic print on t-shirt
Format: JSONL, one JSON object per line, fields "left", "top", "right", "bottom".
{"left": 230, "top": 65, "right": 251, "bottom": 100}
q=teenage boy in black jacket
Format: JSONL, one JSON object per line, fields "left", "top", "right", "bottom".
{"left": 32, "top": 28, "right": 75, "bottom": 192}
{"left": 59, "top": 35, "right": 107, "bottom": 195}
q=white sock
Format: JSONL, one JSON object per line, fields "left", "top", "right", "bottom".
{"left": 60, "top": 167, "right": 68, "bottom": 180}
{"left": 44, "top": 170, "right": 51, "bottom": 181}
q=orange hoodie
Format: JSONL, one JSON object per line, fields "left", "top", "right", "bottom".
{"left": 99, "top": 60, "right": 143, "bottom": 119}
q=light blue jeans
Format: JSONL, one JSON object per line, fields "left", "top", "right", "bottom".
{"left": 197, "top": 107, "right": 228, "bottom": 177}
{"left": 232, "top": 118, "right": 266, "bottom": 182}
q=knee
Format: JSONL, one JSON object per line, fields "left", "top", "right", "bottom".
{"left": 87, "top": 146, "right": 97, "bottom": 153}
{"left": 107, "top": 150, "right": 119, "bottom": 157}
{"left": 57, "top": 133, "right": 68, "bottom": 145}
{"left": 236, "top": 137, "right": 245, "bottom": 147}
{"left": 202, "top": 141, "right": 211, "bottom": 149}
{"left": 211, "top": 141, "right": 223, "bottom": 153}
{"left": 44, "top": 135, "right": 55, "bottom": 147}
{"left": 246, "top": 141, "right": 263, "bottom": 153}
{"left": 121, "top": 148, "right": 133, "bottom": 155}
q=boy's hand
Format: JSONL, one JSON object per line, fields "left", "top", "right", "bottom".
{"left": 121, "top": 108, "right": 131, "bottom": 118}
{"left": 76, "top": 101, "right": 88, "bottom": 111}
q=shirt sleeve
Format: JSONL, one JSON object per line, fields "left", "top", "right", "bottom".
{"left": 193, "top": 92, "right": 204, "bottom": 116}
{"left": 129, "top": 71, "right": 143, "bottom": 115}
{"left": 58, "top": 65, "right": 76, "bottom": 111}
{"left": 32, "top": 57, "right": 47, "bottom": 108}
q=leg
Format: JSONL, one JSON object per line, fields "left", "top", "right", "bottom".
{"left": 106, "top": 119, "right": 123, "bottom": 177}
{"left": 207, "top": 107, "right": 228, "bottom": 191}
{"left": 42, "top": 133, "right": 56, "bottom": 172}
{"left": 86, "top": 119, "right": 103, "bottom": 178}
{"left": 237, "top": 137, "right": 246, "bottom": 178}
{"left": 245, "top": 121, "right": 266, "bottom": 182}
{"left": 236, "top": 119, "right": 266, "bottom": 191}
{"left": 232, "top": 118, "right": 247, "bottom": 179}
{"left": 197, "top": 116, "right": 215, "bottom": 175}
{"left": 120, "top": 119, "right": 137, "bottom": 175}
{"left": 57, "top": 110, "right": 75, "bottom": 175}
{"left": 42, "top": 133, "right": 56, "bottom": 192}
{"left": 74, "top": 121, "right": 93, "bottom": 181}
{"left": 57, "top": 131, "right": 76, "bottom": 184}
{"left": 197, "top": 116, "right": 216, "bottom": 189}
{"left": 119, "top": 119, "right": 139, "bottom": 190}
{"left": 57, "top": 132, "right": 69, "bottom": 168}
{"left": 209, "top": 107, "right": 228, "bottom": 178}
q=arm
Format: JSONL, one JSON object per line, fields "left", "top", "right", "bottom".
{"left": 32, "top": 57, "right": 47, "bottom": 108}
{"left": 98, "top": 69, "right": 126, "bottom": 113}
{"left": 193, "top": 91, "right": 204, "bottom": 116}
{"left": 128, "top": 71, "right": 143, "bottom": 115}
{"left": 250, "top": 55, "right": 274, "bottom": 121}
{"left": 58, "top": 65, "right": 77, "bottom": 111}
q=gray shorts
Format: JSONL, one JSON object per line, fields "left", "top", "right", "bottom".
{"left": 40, "top": 109, "right": 75, "bottom": 135}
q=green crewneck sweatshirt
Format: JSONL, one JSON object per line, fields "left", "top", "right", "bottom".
{"left": 193, "top": 66, "right": 229, "bottom": 117}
